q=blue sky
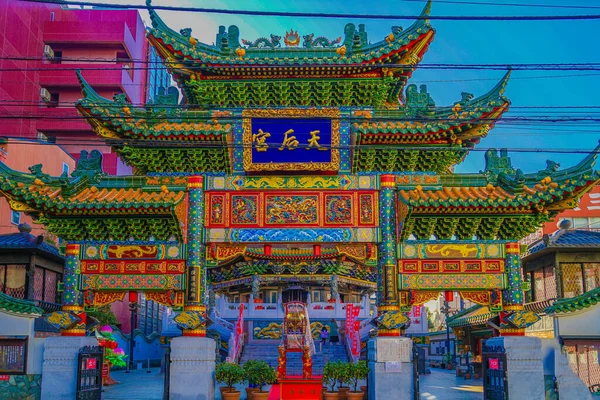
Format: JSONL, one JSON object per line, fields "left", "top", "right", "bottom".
{"left": 73, "top": 0, "right": 600, "bottom": 174}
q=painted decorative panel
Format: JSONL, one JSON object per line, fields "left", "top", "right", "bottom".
{"left": 325, "top": 194, "right": 353, "bottom": 225}
{"left": 80, "top": 274, "right": 185, "bottom": 291}
{"left": 253, "top": 321, "right": 282, "bottom": 340}
{"left": 266, "top": 195, "right": 319, "bottom": 225}
{"left": 206, "top": 228, "right": 377, "bottom": 243}
{"left": 231, "top": 195, "right": 259, "bottom": 225}
{"left": 399, "top": 274, "right": 505, "bottom": 290}
{"left": 82, "top": 243, "right": 184, "bottom": 260}
{"left": 359, "top": 193, "right": 376, "bottom": 225}
{"left": 204, "top": 190, "right": 377, "bottom": 229}
{"left": 209, "top": 194, "right": 225, "bottom": 225}
{"left": 399, "top": 259, "right": 504, "bottom": 274}
{"left": 81, "top": 260, "right": 186, "bottom": 274}
{"left": 400, "top": 242, "right": 504, "bottom": 259}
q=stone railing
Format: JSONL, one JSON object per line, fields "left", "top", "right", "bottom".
{"left": 217, "top": 295, "right": 371, "bottom": 320}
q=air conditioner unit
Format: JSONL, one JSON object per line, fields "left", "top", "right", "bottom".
{"left": 40, "top": 88, "right": 51, "bottom": 102}
{"left": 43, "top": 45, "right": 54, "bottom": 59}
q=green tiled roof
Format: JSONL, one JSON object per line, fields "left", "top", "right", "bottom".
{"left": 545, "top": 286, "right": 600, "bottom": 315}
{"left": 0, "top": 293, "right": 43, "bottom": 317}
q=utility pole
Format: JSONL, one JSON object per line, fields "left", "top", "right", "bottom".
{"left": 127, "top": 298, "right": 138, "bottom": 372}
{"left": 440, "top": 299, "right": 455, "bottom": 365}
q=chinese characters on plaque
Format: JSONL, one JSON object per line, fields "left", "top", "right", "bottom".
{"left": 0, "top": 338, "right": 27, "bottom": 374}
{"left": 249, "top": 118, "right": 333, "bottom": 165}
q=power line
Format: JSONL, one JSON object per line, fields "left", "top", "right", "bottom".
{"left": 397, "top": 0, "right": 600, "bottom": 10}
{"left": 17, "top": 0, "right": 600, "bottom": 20}
{"left": 3, "top": 63, "right": 600, "bottom": 72}
{"left": 3, "top": 136, "right": 600, "bottom": 154}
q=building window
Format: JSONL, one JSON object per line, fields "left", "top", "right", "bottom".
{"left": 0, "top": 265, "right": 27, "bottom": 299}
{"left": 33, "top": 267, "right": 62, "bottom": 303}
{"left": 10, "top": 211, "right": 20, "bottom": 225}
{"left": 584, "top": 263, "right": 600, "bottom": 292}
{"left": 62, "top": 163, "right": 69, "bottom": 175}
{"left": 562, "top": 263, "right": 585, "bottom": 298}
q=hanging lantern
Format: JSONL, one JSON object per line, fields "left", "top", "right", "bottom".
{"left": 129, "top": 291, "right": 138, "bottom": 303}
{"left": 264, "top": 244, "right": 272, "bottom": 256}
{"left": 444, "top": 291, "right": 454, "bottom": 302}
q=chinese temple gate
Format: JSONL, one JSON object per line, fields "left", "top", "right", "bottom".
{"left": 0, "top": 0, "right": 599, "bottom": 346}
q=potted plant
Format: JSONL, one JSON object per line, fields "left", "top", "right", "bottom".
{"left": 243, "top": 360, "right": 260, "bottom": 400}
{"left": 216, "top": 362, "right": 245, "bottom": 400}
{"left": 246, "top": 360, "right": 277, "bottom": 400}
{"left": 443, "top": 353, "right": 453, "bottom": 370}
{"left": 348, "top": 361, "right": 369, "bottom": 400}
{"left": 323, "top": 362, "right": 339, "bottom": 400}
{"left": 464, "top": 365, "right": 474, "bottom": 380}
{"left": 336, "top": 361, "right": 351, "bottom": 400}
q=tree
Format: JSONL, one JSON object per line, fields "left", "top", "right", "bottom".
{"left": 426, "top": 307, "right": 435, "bottom": 331}
{"left": 87, "top": 305, "right": 118, "bottom": 326}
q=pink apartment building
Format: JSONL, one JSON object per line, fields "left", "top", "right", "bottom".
{"left": 0, "top": 1, "right": 150, "bottom": 175}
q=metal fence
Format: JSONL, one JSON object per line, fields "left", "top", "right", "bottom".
{"left": 413, "top": 343, "right": 420, "bottom": 400}
{"left": 76, "top": 346, "right": 103, "bottom": 400}
{"left": 482, "top": 341, "right": 508, "bottom": 400}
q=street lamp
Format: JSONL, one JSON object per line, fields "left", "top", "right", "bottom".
{"left": 440, "top": 298, "right": 455, "bottom": 366}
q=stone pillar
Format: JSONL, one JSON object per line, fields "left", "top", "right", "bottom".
{"left": 330, "top": 274, "right": 339, "bottom": 300}
{"left": 62, "top": 243, "right": 85, "bottom": 336}
{"left": 251, "top": 274, "right": 260, "bottom": 299}
{"left": 485, "top": 336, "right": 545, "bottom": 400}
{"left": 501, "top": 242, "right": 526, "bottom": 336}
{"left": 377, "top": 174, "right": 400, "bottom": 336}
{"left": 169, "top": 336, "right": 216, "bottom": 400}
{"left": 367, "top": 337, "right": 414, "bottom": 399}
{"left": 182, "top": 176, "right": 207, "bottom": 336}
{"left": 40, "top": 336, "right": 98, "bottom": 400}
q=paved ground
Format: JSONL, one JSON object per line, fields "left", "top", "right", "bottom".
{"left": 420, "top": 368, "right": 483, "bottom": 400}
{"left": 101, "top": 364, "right": 482, "bottom": 399}
{"left": 102, "top": 367, "right": 164, "bottom": 400}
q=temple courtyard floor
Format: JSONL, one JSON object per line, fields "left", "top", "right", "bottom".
{"left": 101, "top": 364, "right": 483, "bottom": 399}
{"left": 420, "top": 368, "right": 483, "bottom": 400}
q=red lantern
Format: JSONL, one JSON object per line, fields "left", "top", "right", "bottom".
{"left": 129, "top": 291, "right": 138, "bottom": 303}
{"left": 313, "top": 245, "right": 321, "bottom": 256}
{"left": 264, "top": 244, "right": 272, "bottom": 256}
{"left": 444, "top": 291, "right": 454, "bottom": 302}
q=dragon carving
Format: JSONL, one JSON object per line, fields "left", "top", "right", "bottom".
{"left": 302, "top": 33, "right": 342, "bottom": 48}
{"left": 241, "top": 34, "right": 282, "bottom": 49}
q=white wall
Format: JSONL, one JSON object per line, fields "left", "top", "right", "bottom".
{"left": 556, "top": 304, "right": 600, "bottom": 337}
{"left": 0, "top": 311, "right": 45, "bottom": 374}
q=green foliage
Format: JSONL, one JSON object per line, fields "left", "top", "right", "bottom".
{"left": 348, "top": 360, "right": 370, "bottom": 392}
{"left": 323, "top": 361, "right": 352, "bottom": 391}
{"left": 323, "top": 362, "right": 338, "bottom": 392}
{"left": 426, "top": 307, "right": 435, "bottom": 331}
{"left": 105, "top": 349, "right": 127, "bottom": 368}
{"left": 86, "top": 305, "right": 118, "bottom": 326}
{"left": 243, "top": 360, "right": 277, "bottom": 392}
{"left": 336, "top": 361, "right": 351, "bottom": 388}
{"left": 216, "top": 362, "right": 246, "bottom": 389}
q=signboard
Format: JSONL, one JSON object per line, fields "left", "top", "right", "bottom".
{"left": 242, "top": 109, "right": 341, "bottom": 172}
{"left": 376, "top": 339, "right": 411, "bottom": 362}
{"left": 489, "top": 358, "right": 499, "bottom": 370}
{"left": 86, "top": 358, "right": 97, "bottom": 370}
{"left": 0, "top": 338, "right": 27, "bottom": 374}
{"left": 385, "top": 361, "right": 402, "bottom": 372}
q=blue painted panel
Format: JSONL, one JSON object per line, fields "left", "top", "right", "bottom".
{"left": 250, "top": 118, "right": 332, "bottom": 164}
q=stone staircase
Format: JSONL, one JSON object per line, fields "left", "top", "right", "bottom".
{"left": 239, "top": 342, "right": 349, "bottom": 376}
